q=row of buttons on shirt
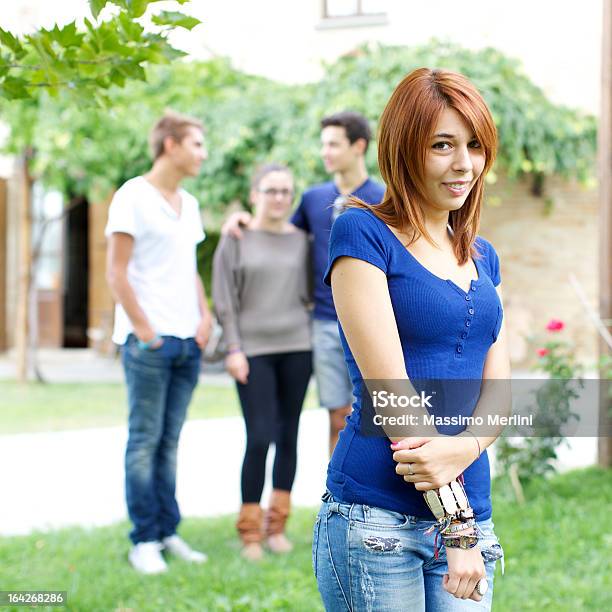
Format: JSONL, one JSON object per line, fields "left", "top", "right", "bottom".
{"left": 457, "top": 284, "right": 477, "bottom": 356}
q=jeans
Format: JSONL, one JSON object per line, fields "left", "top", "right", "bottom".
{"left": 313, "top": 491, "right": 504, "bottom": 612}
{"left": 122, "top": 334, "right": 201, "bottom": 544}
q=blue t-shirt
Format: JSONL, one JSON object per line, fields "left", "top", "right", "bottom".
{"left": 323, "top": 208, "right": 504, "bottom": 521}
{"left": 291, "top": 178, "right": 385, "bottom": 320}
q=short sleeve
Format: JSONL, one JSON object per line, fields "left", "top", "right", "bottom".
{"left": 477, "top": 237, "right": 501, "bottom": 287}
{"left": 188, "top": 194, "right": 206, "bottom": 244}
{"left": 489, "top": 246, "right": 501, "bottom": 287}
{"left": 105, "top": 185, "right": 139, "bottom": 239}
{"left": 290, "top": 196, "right": 309, "bottom": 232}
{"left": 323, "top": 208, "right": 388, "bottom": 286}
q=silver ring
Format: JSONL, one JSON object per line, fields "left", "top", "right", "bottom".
{"left": 475, "top": 578, "right": 488, "bottom": 596}
{"left": 407, "top": 463, "right": 415, "bottom": 476}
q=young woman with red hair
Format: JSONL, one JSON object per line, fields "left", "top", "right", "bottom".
{"left": 313, "top": 68, "right": 509, "bottom": 610}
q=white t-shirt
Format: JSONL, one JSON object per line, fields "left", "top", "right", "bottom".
{"left": 105, "top": 176, "right": 205, "bottom": 345}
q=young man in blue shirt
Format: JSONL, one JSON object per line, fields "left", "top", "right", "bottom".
{"left": 223, "top": 111, "right": 385, "bottom": 455}
{"left": 292, "top": 112, "right": 385, "bottom": 454}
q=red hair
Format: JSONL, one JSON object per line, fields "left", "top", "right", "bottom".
{"left": 352, "top": 68, "right": 498, "bottom": 264}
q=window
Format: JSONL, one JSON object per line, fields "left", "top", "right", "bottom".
{"left": 320, "top": 0, "right": 387, "bottom": 28}
{"left": 324, "top": 0, "right": 384, "bottom": 18}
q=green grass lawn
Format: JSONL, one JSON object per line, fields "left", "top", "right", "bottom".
{"left": 0, "top": 381, "right": 319, "bottom": 434}
{"left": 0, "top": 510, "right": 320, "bottom": 612}
{"left": 0, "top": 467, "right": 609, "bottom": 611}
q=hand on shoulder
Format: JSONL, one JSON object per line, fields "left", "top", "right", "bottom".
{"left": 221, "top": 211, "right": 252, "bottom": 238}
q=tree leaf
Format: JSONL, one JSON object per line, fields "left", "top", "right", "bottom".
{"left": 117, "top": 12, "right": 144, "bottom": 40}
{"left": 2, "top": 76, "right": 30, "bottom": 99}
{"left": 51, "top": 22, "right": 83, "bottom": 48}
{"left": 109, "top": 67, "right": 126, "bottom": 87}
{"left": 159, "top": 45, "right": 187, "bottom": 61}
{"left": 0, "top": 28, "right": 24, "bottom": 55}
{"left": 116, "top": 62, "right": 146, "bottom": 81}
{"left": 82, "top": 17, "right": 101, "bottom": 53}
{"left": 34, "top": 30, "right": 59, "bottom": 60}
{"left": 127, "top": 0, "right": 151, "bottom": 18}
{"left": 89, "top": 0, "right": 109, "bottom": 20}
{"left": 98, "top": 26, "right": 122, "bottom": 54}
{"left": 83, "top": 17, "right": 98, "bottom": 40}
{"left": 151, "top": 11, "right": 201, "bottom": 30}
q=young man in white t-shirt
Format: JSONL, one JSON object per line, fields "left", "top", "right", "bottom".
{"left": 106, "top": 111, "right": 212, "bottom": 574}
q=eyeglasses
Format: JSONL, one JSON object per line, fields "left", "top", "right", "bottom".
{"left": 331, "top": 195, "right": 349, "bottom": 221}
{"left": 258, "top": 188, "right": 293, "bottom": 198}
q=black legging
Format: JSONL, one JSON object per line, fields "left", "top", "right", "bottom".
{"left": 236, "top": 351, "right": 313, "bottom": 503}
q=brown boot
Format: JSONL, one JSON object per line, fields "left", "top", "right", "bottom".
{"left": 236, "top": 503, "right": 264, "bottom": 561}
{"left": 265, "top": 489, "right": 293, "bottom": 553}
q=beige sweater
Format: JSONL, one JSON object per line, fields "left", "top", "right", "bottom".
{"left": 212, "top": 229, "right": 312, "bottom": 357}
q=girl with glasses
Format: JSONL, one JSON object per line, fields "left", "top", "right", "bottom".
{"left": 213, "top": 163, "right": 313, "bottom": 561}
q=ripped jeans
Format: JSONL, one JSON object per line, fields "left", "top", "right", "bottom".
{"left": 313, "top": 491, "right": 504, "bottom": 612}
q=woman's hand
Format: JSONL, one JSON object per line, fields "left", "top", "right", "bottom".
{"left": 391, "top": 436, "right": 479, "bottom": 491}
{"left": 225, "top": 351, "right": 249, "bottom": 384}
{"left": 444, "top": 545, "right": 486, "bottom": 601}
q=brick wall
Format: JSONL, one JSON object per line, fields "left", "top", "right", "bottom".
{"left": 479, "top": 174, "right": 599, "bottom": 368}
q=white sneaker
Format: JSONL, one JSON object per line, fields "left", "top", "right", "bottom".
{"left": 128, "top": 541, "right": 168, "bottom": 574}
{"left": 162, "top": 535, "right": 208, "bottom": 563}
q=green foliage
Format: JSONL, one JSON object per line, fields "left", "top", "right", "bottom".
{"left": 197, "top": 230, "right": 220, "bottom": 296}
{"left": 315, "top": 42, "right": 597, "bottom": 183}
{"left": 151, "top": 11, "right": 201, "bottom": 30}
{"left": 0, "top": 40, "right": 597, "bottom": 227}
{"left": 0, "top": 1, "right": 201, "bottom": 103}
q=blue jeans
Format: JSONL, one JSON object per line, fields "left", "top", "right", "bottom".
{"left": 313, "top": 491, "right": 504, "bottom": 611}
{"left": 122, "top": 334, "right": 201, "bottom": 544}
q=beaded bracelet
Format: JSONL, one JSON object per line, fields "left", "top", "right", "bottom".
{"left": 442, "top": 518, "right": 476, "bottom": 534}
{"left": 441, "top": 533, "right": 479, "bottom": 549}
{"left": 423, "top": 476, "right": 478, "bottom": 558}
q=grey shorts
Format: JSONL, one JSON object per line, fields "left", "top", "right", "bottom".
{"left": 312, "top": 318, "right": 353, "bottom": 410}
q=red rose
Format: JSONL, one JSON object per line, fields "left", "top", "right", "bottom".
{"left": 537, "top": 348, "right": 550, "bottom": 357}
{"left": 546, "top": 319, "right": 564, "bottom": 332}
